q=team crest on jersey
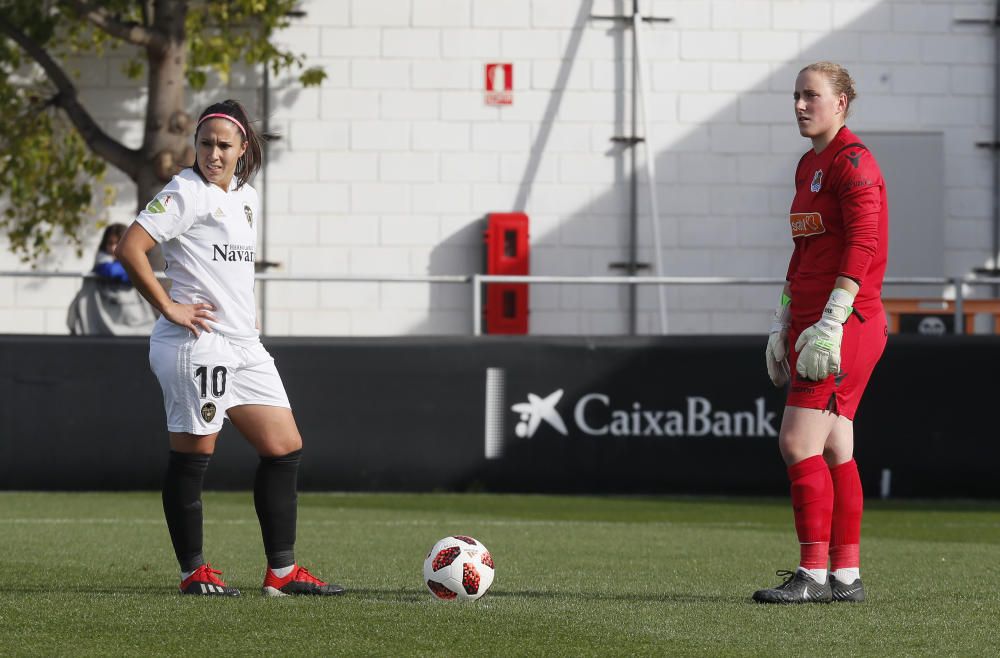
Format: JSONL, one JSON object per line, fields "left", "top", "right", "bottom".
{"left": 201, "top": 402, "right": 217, "bottom": 423}
{"left": 146, "top": 194, "right": 172, "bottom": 214}
{"left": 244, "top": 204, "right": 253, "bottom": 228}
{"left": 810, "top": 169, "right": 823, "bottom": 193}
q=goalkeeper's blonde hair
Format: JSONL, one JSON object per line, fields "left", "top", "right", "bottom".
{"left": 799, "top": 62, "right": 857, "bottom": 119}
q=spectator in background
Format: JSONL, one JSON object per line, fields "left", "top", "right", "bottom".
{"left": 92, "top": 223, "right": 132, "bottom": 283}
{"left": 66, "top": 223, "right": 156, "bottom": 335}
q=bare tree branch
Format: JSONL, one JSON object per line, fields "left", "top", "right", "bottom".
{"left": 0, "top": 13, "right": 142, "bottom": 180}
{"left": 59, "top": 0, "right": 163, "bottom": 49}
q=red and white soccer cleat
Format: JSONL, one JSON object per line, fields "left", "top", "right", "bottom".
{"left": 262, "top": 564, "right": 345, "bottom": 597}
{"left": 179, "top": 564, "right": 240, "bottom": 596}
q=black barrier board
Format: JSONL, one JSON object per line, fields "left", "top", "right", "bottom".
{"left": 0, "top": 334, "right": 997, "bottom": 497}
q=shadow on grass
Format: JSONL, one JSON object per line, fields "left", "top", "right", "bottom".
{"left": 3, "top": 585, "right": 203, "bottom": 596}
{"left": 346, "top": 586, "right": 729, "bottom": 605}
{"left": 487, "top": 589, "right": 730, "bottom": 604}
{"left": 8, "top": 583, "right": 736, "bottom": 605}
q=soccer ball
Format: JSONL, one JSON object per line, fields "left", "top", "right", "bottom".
{"left": 423, "top": 535, "right": 495, "bottom": 601}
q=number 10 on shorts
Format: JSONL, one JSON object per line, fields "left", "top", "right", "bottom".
{"left": 195, "top": 365, "right": 228, "bottom": 398}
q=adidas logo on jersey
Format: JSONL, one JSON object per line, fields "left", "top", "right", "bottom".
{"left": 213, "top": 207, "right": 226, "bottom": 218}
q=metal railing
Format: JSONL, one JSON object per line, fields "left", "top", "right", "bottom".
{"left": 254, "top": 273, "right": 472, "bottom": 284}
{"left": 470, "top": 274, "right": 995, "bottom": 335}
{"left": 3, "top": 271, "right": 1000, "bottom": 336}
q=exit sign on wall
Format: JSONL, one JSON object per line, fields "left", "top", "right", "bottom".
{"left": 485, "top": 63, "right": 513, "bottom": 105}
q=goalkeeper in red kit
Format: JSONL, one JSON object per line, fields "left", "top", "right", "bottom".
{"left": 754, "top": 62, "right": 888, "bottom": 604}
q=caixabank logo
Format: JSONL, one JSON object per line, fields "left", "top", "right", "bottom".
{"left": 515, "top": 390, "right": 777, "bottom": 439}
{"left": 483, "top": 367, "right": 778, "bottom": 459}
{"left": 511, "top": 389, "right": 568, "bottom": 438}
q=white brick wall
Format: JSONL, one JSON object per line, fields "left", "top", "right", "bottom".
{"left": 2, "top": 0, "right": 996, "bottom": 336}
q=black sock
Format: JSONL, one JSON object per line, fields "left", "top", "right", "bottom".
{"left": 254, "top": 449, "right": 301, "bottom": 569}
{"left": 162, "top": 451, "right": 211, "bottom": 573}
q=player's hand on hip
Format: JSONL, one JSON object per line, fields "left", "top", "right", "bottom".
{"left": 794, "top": 288, "right": 854, "bottom": 381}
{"left": 162, "top": 300, "right": 217, "bottom": 337}
{"left": 765, "top": 292, "right": 791, "bottom": 387}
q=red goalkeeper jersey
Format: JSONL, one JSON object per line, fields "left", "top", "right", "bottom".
{"left": 786, "top": 126, "right": 888, "bottom": 322}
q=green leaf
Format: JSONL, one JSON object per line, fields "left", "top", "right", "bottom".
{"left": 123, "top": 59, "right": 144, "bottom": 80}
{"left": 299, "top": 66, "right": 327, "bottom": 87}
{"left": 187, "top": 69, "right": 207, "bottom": 90}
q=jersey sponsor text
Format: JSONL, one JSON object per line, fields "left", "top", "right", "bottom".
{"left": 212, "top": 243, "right": 256, "bottom": 262}
{"left": 789, "top": 212, "right": 825, "bottom": 238}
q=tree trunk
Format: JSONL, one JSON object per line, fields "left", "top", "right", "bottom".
{"left": 138, "top": 0, "right": 191, "bottom": 213}
{"left": 139, "top": 0, "right": 191, "bottom": 271}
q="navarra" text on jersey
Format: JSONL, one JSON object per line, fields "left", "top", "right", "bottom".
{"left": 212, "top": 244, "right": 256, "bottom": 262}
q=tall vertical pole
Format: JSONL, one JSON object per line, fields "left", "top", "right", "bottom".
{"left": 993, "top": 2, "right": 1000, "bottom": 294}
{"left": 961, "top": 6, "right": 1000, "bottom": 297}
{"left": 634, "top": 2, "right": 668, "bottom": 333}
{"left": 627, "top": 0, "right": 639, "bottom": 335}
{"left": 592, "top": 4, "right": 672, "bottom": 333}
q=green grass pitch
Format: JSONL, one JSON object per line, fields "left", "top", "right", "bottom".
{"left": 1, "top": 492, "right": 998, "bottom": 657}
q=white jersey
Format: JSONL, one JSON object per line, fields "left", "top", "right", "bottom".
{"left": 136, "top": 168, "right": 260, "bottom": 343}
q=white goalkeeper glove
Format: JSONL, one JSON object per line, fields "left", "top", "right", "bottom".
{"left": 794, "top": 288, "right": 855, "bottom": 381}
{"left": 765, "top": 292, "right": 791, "bottom": 387}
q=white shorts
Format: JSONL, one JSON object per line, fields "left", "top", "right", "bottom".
{"left": 149, "top": 330, "right": 290, "bottom": 435}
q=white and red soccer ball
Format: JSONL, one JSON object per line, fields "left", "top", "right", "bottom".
{"left": 423, "top": 535, "right": 495, "bottom": 601}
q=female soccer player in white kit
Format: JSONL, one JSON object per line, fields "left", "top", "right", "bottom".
{"left": 117, "top": 99, "right": 344, "bottom": 597}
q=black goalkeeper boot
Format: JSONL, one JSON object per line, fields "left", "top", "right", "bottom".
{"left": 752, "top": 569, "right": 832, "bottom": 604}
{"left": 830, "top": 574, "right": 866, "bottom": 602}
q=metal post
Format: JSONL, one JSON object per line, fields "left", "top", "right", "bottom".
{"left": 962, "top": 6, "right": 1000, "bottom": 293}
{"left": 633, "top": 2, "right": 668, "bottom": 334}
{"left": 954, "top": 276, "right": 965, "bottom": 334}
{"left": 473, "top": 274, "right": 483, "bottom": 336}
{"left": 594, "top": 5, "right": 671, "bottom": 334}
{"left": 994, "top": 3, "right": 1000, "bottom": 284}
{"left": 627, "top": 0, "right": 639, "bottom": 335}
